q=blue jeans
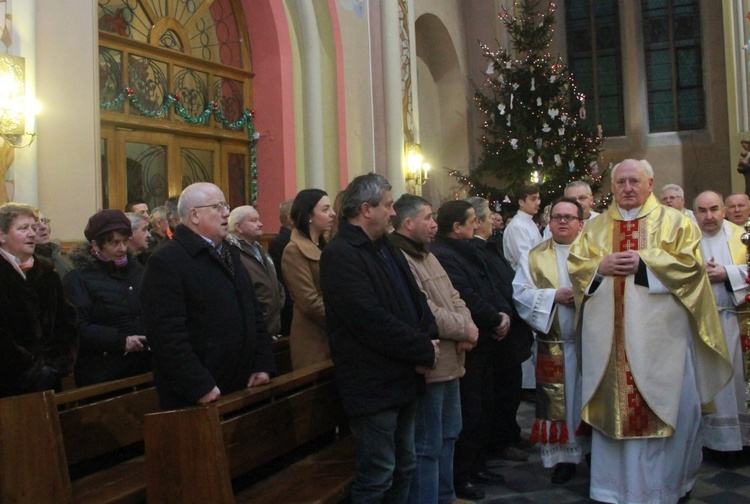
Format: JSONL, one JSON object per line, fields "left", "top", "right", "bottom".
{"left": 408, "top": 379, "right": 462, "bottom": 504}
{"left": 349, "top": 401, "right": 418, "bottom": 504}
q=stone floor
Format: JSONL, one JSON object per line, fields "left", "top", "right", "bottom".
{"left": 472, "top": 401, "right": 750, "bottom": 503}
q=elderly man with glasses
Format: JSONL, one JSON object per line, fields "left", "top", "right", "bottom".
{"left": 513, "top": 197, "right": 588, "bottom": 485}
{"left": 141, "top": 182, "right": 276, "bottom": 409}
{"left": 34, "top": 212, "right": 73, "bottom": 278}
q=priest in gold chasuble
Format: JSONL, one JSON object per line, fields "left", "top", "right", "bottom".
{"left": 513, "top": 197, "right": 590, "bottom": 485}
{"left": 568, "top": 159, "right": 732, "bottom": 504}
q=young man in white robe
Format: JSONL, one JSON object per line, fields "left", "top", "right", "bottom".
{"left": 513, "top": 197, "right": 590, "bottom": 485}
{"left": 568, "top": 159, "right": 732, "bottom": 504}
{"left": 693, "top": 190, "right": 750, "bottom": 454}
{"left": 503, "top": 184, "right": 543, "bottom": 394}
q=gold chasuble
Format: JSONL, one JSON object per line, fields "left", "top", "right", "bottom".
{"left": 528, "top": 240, "right": 570, "bottom": 444}
{"left": 568, "top": 193, "right": 732, "bottom": 440}
{"left": 528, "top": 240, "right": 566, "bottom": 420}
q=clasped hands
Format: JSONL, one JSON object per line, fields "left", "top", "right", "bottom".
{"left": 598, "top": 250, "right": 640, "bottom": 277}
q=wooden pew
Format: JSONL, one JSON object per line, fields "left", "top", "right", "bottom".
{"left": 0, "top": 374, "right": 157, "bottom": 504}
{"left": 0, "top": 391, "right": 73, "bottom": 503}
{"left": 56, "top": 372, "right": 158, "bottom": 504}
{"left": 0, "top": 339, "right": 296, "bottom": 503}
{"left": 145, "top": 360, "right": 355, "bottom": 504}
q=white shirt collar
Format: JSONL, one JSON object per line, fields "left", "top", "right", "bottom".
{"left": 616, "top": 204, "right": 643, "bottom": 221}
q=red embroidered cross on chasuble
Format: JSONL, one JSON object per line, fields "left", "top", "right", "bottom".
{"left": 612, "top": 218, "right": 666, "bottom": 437}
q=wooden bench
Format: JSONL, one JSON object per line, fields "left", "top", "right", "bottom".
{"left": 56, "top": 372, "right": 158, "bottom": 504}
{"left": 0, "top": 372, "right": 157, "bottom": 504}
{"left": 0, "top": 390, "right": 73, "bottom": 503}
{"left": 0, "top": 340, "right": 299, "bottom": 503}
{"left": 144, "top": 360, "right": 355, "bottom": 504}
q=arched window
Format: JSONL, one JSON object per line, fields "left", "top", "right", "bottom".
{"left": 566, "top": 0, "right": 624, "bottom": 136}
{"left": 642, "top": 0, "right": 705, "bottom": 132}
{"left": 97, "top": 0, "right": 254, "bottom": 211}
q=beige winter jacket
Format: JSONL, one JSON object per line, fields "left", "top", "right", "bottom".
{"left": 389, "top": 232, "right": 476, "bottom": 384}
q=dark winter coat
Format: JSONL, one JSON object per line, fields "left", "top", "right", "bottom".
{"left": 0, "top": 255, "right": 78, "bottom": 398}
{"left": 140, "top": 225, "right": 276, "bottom": 409}
{"left": 474, "top": 237, "right": 533, "bottom": 368}
{"left": 269, "top": 226, "right": 293, "bottom": 336}
{"left": 63, "top": 244, "right": 151, "bottom": 386}
{"left": 430, "top": 234, "right": 511, "bottom": 348}
{"left": 320, "top": 219, "right": 438, "bottom": 418}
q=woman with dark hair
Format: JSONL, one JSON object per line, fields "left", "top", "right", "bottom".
{"left": 64, "top": 209, "right": 151, "bottom": 386}
{"left": 282, "top": 189, "right": 336, "bottom": 369}
{"left": 0, "top": 203, "right": 78, "bottom": 398}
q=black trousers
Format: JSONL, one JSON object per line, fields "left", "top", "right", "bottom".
{"left": 453, "top": 346, "right": 494, "bottom": 484}
{"left": 490, "top": 362, "right": 523, "bottom": 452}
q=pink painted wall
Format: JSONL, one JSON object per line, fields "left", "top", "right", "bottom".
{"left": 242, "top": 0, "right": 297, "bottom": 226}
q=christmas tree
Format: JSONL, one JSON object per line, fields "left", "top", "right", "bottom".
{"left": 452, "top": 0, "right": 606, "bottom": 209}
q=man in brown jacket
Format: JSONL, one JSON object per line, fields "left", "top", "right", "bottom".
{"left": 229, "top": 206, "right": 286, "bottom": 335}
{"left": 390, "top": 194, "right": 478, "bottom": 504}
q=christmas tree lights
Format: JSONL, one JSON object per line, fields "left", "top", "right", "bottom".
{"left": 453, "top": 0, "right": 606, "bottom": 211}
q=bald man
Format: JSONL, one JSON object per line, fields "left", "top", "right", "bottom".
{"left": 725, "top": 193, "right": 750, "bottom": 227}
{"left": 693, "top": 191, "right": 750, "bottom": 455}
{"left": 141, "top": 183, "right": 276, "bottom": 409}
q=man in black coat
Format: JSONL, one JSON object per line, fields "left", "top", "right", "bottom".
{"left": 140, "top": 182, "right": 276, "bottom": 409}
{"left": 268, "top": 199, "right": 294, "bottom": 336}
{"left": 467, "top": 197, "right": 534, "bottom": 464}
{"left": 430, "top": 200, "right": 512, "bottom": 501}
{"left": 321, "top": 173, "right": 438, "bottom": 503}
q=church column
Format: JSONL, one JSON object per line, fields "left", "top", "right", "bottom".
{"left": 36, "top": 0, "right": 99, "bottom": 240}
{"left": 380, "top": 0, "right": 406, "bottom": 194}
{"left": 296, "top": 0, "right": 326, "bottom": 190}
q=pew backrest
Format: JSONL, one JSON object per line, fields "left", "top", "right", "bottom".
{"left": 56, "top": 373, "right": 158, "bottom": 466}
{"left": 145, "top": 360, "right": 347, "bottom": 504}
{"left": 0, "top": 391, "right": 73, "bottom": 503}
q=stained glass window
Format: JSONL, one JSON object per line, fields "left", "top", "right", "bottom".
{"left": 99, "top": 47, "right": 124, "bottom": 112}
{"left": 566, "top": 0, "right": 624, "bottom": 136}
{"left": 98, "top": 0, "right": 255, "bottom": 208}
{"left": 98, "top": 0, "right": 243, "bottom": 68}
{"left": 642, "top": 0, "right": 704, "bottom": 131}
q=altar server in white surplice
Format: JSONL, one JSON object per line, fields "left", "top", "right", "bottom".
{"left": 504, "top": 184, "right": 543, "bottom": 392}
{"left": 568, "top": 159, "right": 733, "bottom": 504}
{"left": 693, "top": 190, "right": 750, "bottom": 453}
{"left": 513, "top": 197, "right": 590, "bottom": 485}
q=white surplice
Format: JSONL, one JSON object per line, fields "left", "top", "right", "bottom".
{"left": 504, "top": 210, "right": 543, "bottom": 388}
{"left": 700, "top": 221, "right": 750, "bottom": 451}
{"left": 513, "top": 241, "right": 587, "bottom": 467}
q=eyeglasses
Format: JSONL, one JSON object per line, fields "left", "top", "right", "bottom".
{"left": 549, "top": 214, "right": 580, "bottom": 223}
{"left": 194, "top": 202, "right": 231, "bottom": 212}
{"left": 39, "top": 218, "right": 51, "bottom": 224}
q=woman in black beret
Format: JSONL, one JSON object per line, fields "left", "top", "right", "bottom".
{"left": 63, "top": 209, "right": 151, "bottom": 386}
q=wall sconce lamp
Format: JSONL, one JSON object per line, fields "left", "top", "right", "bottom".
{"left": 0, "top": 54, "right": 38, "bottom": 148}
{"left": 405, "top": 142, "right": 430, "bottom": 187}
